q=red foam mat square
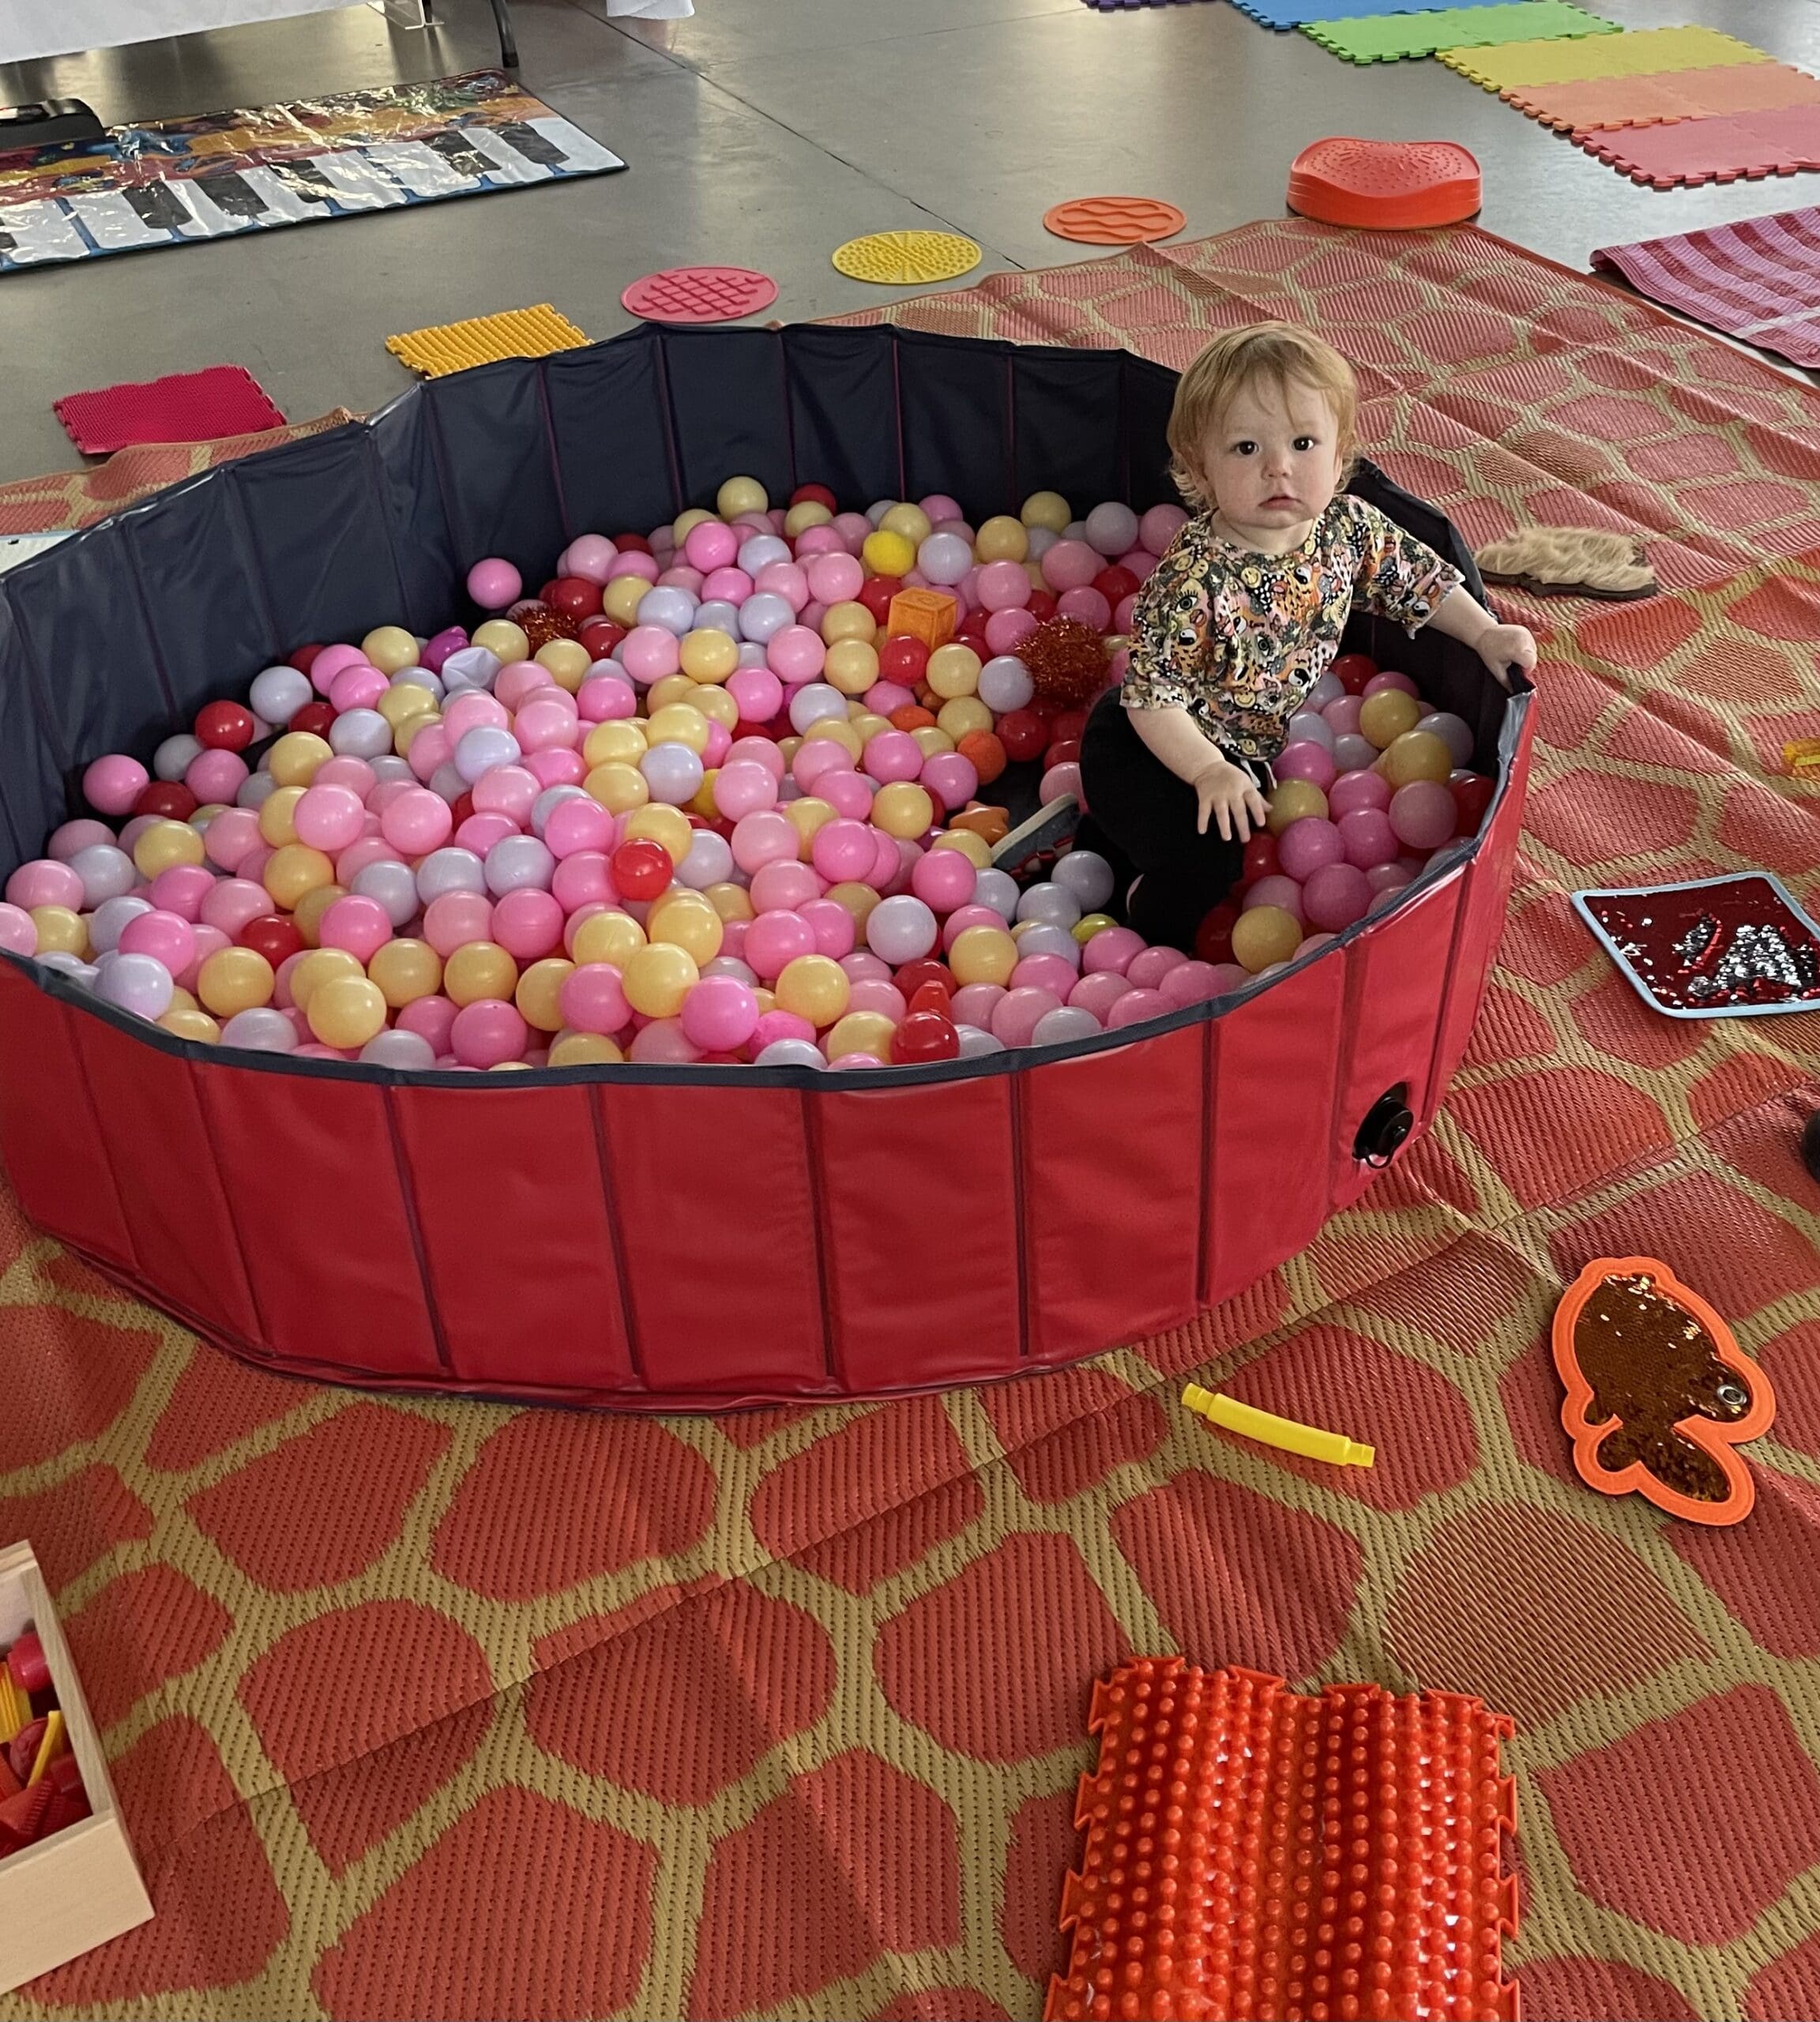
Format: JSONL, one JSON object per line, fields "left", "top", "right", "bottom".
{"left": 1581, "top": 103, "right": 1820, "bottom": 190}
{"left": 53, "top": 365, "right": 285, "bottom": 455}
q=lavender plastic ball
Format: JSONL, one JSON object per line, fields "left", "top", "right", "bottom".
{"left": 154, "top": 733, "right": 203, "bottom": 782}
{"left": 641, "top": 742, "right": 706, "bottom": 806}
{"left": 416, "top": 847, "right": 488, "bottom": 905}
{"left": 738, "top": 592, "right": 796, "bottom": 645}
{"left": 351, "top": 859, "right": 421, "bottom": 929}
{"left": 330, "top": 708, "right": 394, "bottom": 760}
{"left": 1051, "top": 848, "right": 1115, "bottom": 913}
{"left": 95, "top": 952, "right": 173, "bottom": 1020}
{"left": 1017, "top": 881, "right": 1083, "bottom": 930}
{"left": 220, "top": 1006, "right": 299, "bottom": 1052}
{"left": 70, "top": 844, "right": 139, "bottom": 907}
{"left": 978, "top": 655, "right": 1035, "bottom": 713}
{"left": 483, "top": 834, "right": 555, "bottom": 897}
{"left": 250, "top": 664, "right": 313, "bottom": 723}
{"left": 955, "top": 1024, "right": 1006, "bottom": 1058}
{"left": 755, "top": 1039, "right": 826, "bottom": 1069}
{"left": 88, "top": 894, "right": 152, "bottom": 953}
{"left": 972, "top": 867, "right": 1021, "bottom": 921}
{"left": 1032, "top": 1005, "right": 1104, "bottom": 1046}
{"left": 359, "top": 1029, "right": 438, "bottom": 1069}
{"left": 441, "top": 645, "right": 501, "bottom": 693}
{"left": 637, "top": 586, "right": 698, "bottom": 637}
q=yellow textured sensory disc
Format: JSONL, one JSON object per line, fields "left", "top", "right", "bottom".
{"left": 385, "top": 304, "right": 589, "bottom": 379}
{"left": 832, "top": 231, "right": 983, "bottom": 285}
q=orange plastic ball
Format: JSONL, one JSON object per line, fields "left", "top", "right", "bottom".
{"left": 957, "top": 730, "right": 1007, "bottom": 785}
{"left": 1232, "top": 905, "right": 1303, "bottom": 974}
{"left": 1359, "top": 688, "right": 1423, "bottom": 750}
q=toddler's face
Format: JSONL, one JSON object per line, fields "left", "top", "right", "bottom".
{"left": 1190, "top": 376, "right": 1344, "bottom": 540}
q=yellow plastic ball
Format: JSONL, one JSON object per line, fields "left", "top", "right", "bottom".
{"left": 570, "top": 911, "right": 647, "bottom": 970}
{"left": 775, "top": 953, "right": 851, "bottom": 1029}
{"left": 548, "top": 1032, "right": 625, "bottom": 1068}
{"left": 679, "top": 629, "right": 739, "bottom": 684}
{"left": 267, "top": 731, "right": 333, "bottom": 789}
{"left": 879, "top": 502, "right": 933, "bottom": 545}
{"left": 821, "top": 600, "right": 875, "bottom": 646}
{"left": 1359, "top": 688, "right": 1423, "bottom": 751}
{"left": 292, "top": 882, "right": 347, "bottom": 949}
{"left": 622, "top": 802, "right": 694, "bottom": 866}
{"left": 848, "top": 710, "right": 889, "bottom": 744}
{"left": 872, "top": 780, "right": 934, "bottom": 840}
{"left": 716, "top": 476, "right": 769, "bottom": 519}
{"left": 912, "top": 725, "right": 957, "bottom": 759}
{"left": 602, "top": 577, "right": 649, "bottom": 628}
{"left": 777, "top": 736, "right": 803, "bottom": 769}
{"left": 776, "top": 799, "right": 830, "bottom": 855}
{"left": 378, "top": 685, "right": 438, "bottom": 731}
{"left": 647, "top": 896, "right": 723, "bottom": 965}
{"left": 927, "top": 643, "right": 982, "bottom": 700}
{"left": 190, "top": 946, "right": 271, "bottom": 1018}
{"left": 645, "top": 703, "right": 712, "bottom": 756}
{"left": 1380, "top": 727, "right": 1453, "bottom": 788}
{"left": 1265, "top": 780, "right": 1329, "bottom": 835}
{"left": 535, "top": 639, "right": 592, "bottom": 693}
{"left": 131, "top": 819, "right": 206, "bottom": 879}
{"left": 690, "top": 683, "right": 738, "bottom": 730}
{"left": 644, "top": 675, "right": 694, "bottom": 715}
{"left": 935, "top": 697, "right": 991, "bottom": 740}
{"left": 1025, "top": 559, "right": 1047, "bottom": 591}
{"left": 361, "top": 625, "right": 419, "bottom": 675}
{"left": 289, "top": 947, "right": 362, "bottom": 1013}
{"left": 862, "top": 528, "right": 916, "bottom": 578}
{"left": 308, "top": 974, "right": 388, "bottom": 1050}
{"left": 1232, "top": 905, "right": 1303, "bottom": 975}
{"left": 622, "top": 941, "right": 698, "bottom": 1019}
{"left": 585, "top": 762, "right": 650, "bottom": 815}
{"left": 825, "top": 1010, "right": 896, "bottom": 1062}
{"left": 263, "top": 843, "right": 336, "bottom": 911}
{"left": 673, "top": 507, "right": 717, "bottom": 543}
{"left": 28, "top": 906, "right": 87, "bottom": 957}
{"left": 691, "top": 772, "right": 722, "bottom": 821}
{"left": 1073, "top": 912, "right": 1117, "bottom": 944}
{"left": 825, "top": 881, "right": 882, "bottom": 929}
{"left": 167, "top": 985, "right": 199, "bottom": 1013}
{"left": 804, "top": 717, "right": 863, "bottom": 762}
{"left": 515, "top": 957, "right": 575, "bottom": 1032}
{"left": 949, "top": 923, "right": 1018, "bottom": 987}
{"left": 1021, "top": 490, "right": 1072, "bottom": 533}
{"left": 159, "top": 1007, "right": 220, "bottom": 1044}
{"left": 783, "top": 501, "right": 833, "bottom": 538}
{"left": 704, "top": 882, "right": 755, "bottom": 923}
{"left": 584, "top": 720, "right": 648, "bottom": 768}
{"left": 976, "top": 514, "right": 1028, "bottom": 562}
{"left": 258, "top": 785, "right": 305, "bottom": 848}
{"left": 443, "top": 941, "right": 517, "bottom": 1007}
{"left": 395, "top": 713, "right": 444, "bottom": 759}
{"left": 825, "top": 639, "right": 879, "bottom": 697}
{"left": 472, "top": 619, "right": 530, "bottom": 663}
{"left": 369, "top": 938, "right": 442, "bottom": 1009}
{"left": 933, "top": 829, "right": 991, "bottom": 869}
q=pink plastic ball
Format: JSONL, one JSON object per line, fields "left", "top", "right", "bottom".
{"left": 799, "top": 897, "right": 856, "bottom": 959}
{"left": 6, "top": 859, "right": 83, "bottom": 911}
{"left": 756, "top": 562, "right": 810, "bottom": 613}
{"left": 466, "top": 558, "right": 522, "bottom": 610}
{"left": 0, "top": 904, "right": 36, "bottom": 957}
{"left": 1367, "top": 863, "right": 1415, "bottom": 898}
{"left": 1327, "top": 769, "right": 1391, "bottom": 821}
{"left": 731, "top": 811, "right": 800, "bottom": 878}
{"left": 792, "top": 741, "right": 852, "bottom": 795}
{"left": 1107, "top": 988, "right": 1169, "bottom": 1030}
{"left": 1056, "top": 587, "right": 1111, "bottom": 632}
{"left": 727, "top": 736, "right": 786, "bottom": 780}
{"left": 750, "top": 860, "right": 822, "bottom": 914}
{"left": 1243, "top": 874, "right": 1305, "bottom": 923}
{"left": 578, "top": 675, "right": 637, "bottom": 723}
{"left": 1082, "top": 925, "right": 1145, "bottom": 975}
{"left": 147, "top": 864, "right": 212, "bottom": 920}
{"left": 810, "top": 819, "right": 875, "bottom": 884}
{"left": 293, "top": 784, "right": 367, "bottom": 853}
{"left": 1276, "top": 817, "right": 1345, "bottom": 882}
{"left": 117, "top": 909, "right": 196, "bottom": 974}
{"left": 1039, "top": 761, "right": 1083, "bottom": 807}
{"left": 1389, "top": 780, "right": 1458, "bottom": 851}
{"left": 1126, "top": 945, "right": 1187, "bottom": 991}
{"left": 544, "top": 797, "right": 615, "bottom": 859}
{"left": 202, "top": 806, "right": 263, "bottom": 871}
{"left": 329, "top": 665, "right": 387, "bottom": 714}
{"left": 701, "top": 567, "right": 754, "bottom": 607}
{"left": 714, "top": 762, "right": 780, "bottom": 822}
{"left": 920, "top": 752, "right": 978, "bottom": 811}
{"left": 565, "top": 534, "right": 619, "bottom": 584}
{"left": 805, "top": 552, "right": 864, "bottom": 605}
{"left": 1011, "top": 953, "right": 1078, "bottom": 999}
{"left": 423, "top": 891, "right": 493, "bottom": 957}
{"left": 607, "top": 551, "right": 659, "bottom": 584}
{"left": 396, "top": 994, "right": 457, "bottom": 1051}
{"left": 318, "top": 895, "right": 393, "bottom": 963}
{"left": 1159, "top": 960, "right": 1222, "bottom": 1008}
{"left": 909, "top": 848, "right": 976, "bottom": 913}
{"left": 1302, "top": 862, "right": 1372, "bottom": 933}
{"left": 984, "top": 607, "right": 1040, "bottom": 657}
{"left": 1363, "top": 670, "right": 1420, "bottom": 698}
{"left": 819, "top": 772, "right": 874, "bottom": 821}
{"left": 1140, "top": 504, "right": 1189, "bottom": 554}
{"left": 848, "top": 979, "right": 906, "bottom": 1023}
{"left": 1040, "top": 539, "right": 1100, "bottom": 592}
{"left": 1338, "top": 808, "right": 1399, "bottom": 871}
{"left": 975, "top": 560, "right": 1032, "bottom": 613}
{"left": 684, "top": 521, "right": 739, "bottom": 573}
{"left": 82, "top": 754, "right": 149, "bottom": 817}
{"left": 620, "top": 625, "right": 681, "bottom": 686}
{"left": 451, "top": 998, "right": 528, "bottom": 1068}
{"left": 863, "top": 731, "right": 923, "bottom": 784}
{"left": 559, "top": 964, "right": 630, "bottom": 1035}
{"left": 445, "top": 690, "right": 508, "bottom": 739}
{"left": 1274, "top": 742, "right": 1336, "bottom": 792}
{"left": 745, "top": 909, "right": 817, "bottom": 979}
{"left": 680, "top": 974, "right": 759, "bottom": 1051}
{"left": 768, "top": 626, "right": 826, "bottom": 683}
{"left": 1069, "top": 972, "right": 1131, "bottom": 1021}
{"left": 992, "top": 986, "right": 1062, "bottom": 1047}
{"left": 186, "top": 748, "right": 250, "bottom": 805}
{"left": 726, "top": 667, "right": 784, "bottom": 725}
{"left": 492, "top": 888, "right": 564, "bottom": 960}
{"left": 199, "top": 878, "right": 270, "bottom": 938}
{"left": 48, "top": 818, "right": 113, "bottom": 861}
{"left": 1322, "top": 697, "right": 1364, "bottom": 739}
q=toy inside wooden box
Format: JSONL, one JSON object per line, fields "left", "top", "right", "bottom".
{"left": 0, "top": 1543, "right": 152, "bottom": 1992}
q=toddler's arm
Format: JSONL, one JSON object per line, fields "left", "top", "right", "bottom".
{"left": 1424, "top": 585, "right": 1537, "bottom": 692}
{"left": 1130, "top": 706, "right": 1269, "bottom": 843}
{"left": 1348, "top": 498, "right": 1536, "bottom": 690}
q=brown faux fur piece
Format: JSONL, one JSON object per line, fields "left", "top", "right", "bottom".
{"left": 1476, "top": 526, "right": 1657, "bottom": 601}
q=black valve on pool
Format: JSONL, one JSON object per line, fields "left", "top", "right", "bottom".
{"left": 1356, "top": 1087, "right": 1415, "bottom": 1168}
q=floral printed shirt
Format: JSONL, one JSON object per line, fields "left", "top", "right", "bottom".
{"left": 1119, "top": 495, "right": 1462, "bottom": 763}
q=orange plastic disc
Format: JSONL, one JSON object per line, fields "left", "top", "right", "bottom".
{"left": 1287, "top": 137, "right": 1481, "bottom": 231}
{"left": 1043, "top": 197, "right": 1186, "bottom": 246}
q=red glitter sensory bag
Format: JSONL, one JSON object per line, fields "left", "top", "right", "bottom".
{"left": 1572, "top": 872, "right": 1820, "bottom": 1019}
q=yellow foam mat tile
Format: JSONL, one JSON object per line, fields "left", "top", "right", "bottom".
{"left": 385, "top": 304, "right": 589, "bottom": 379}
{"left": 832, "top": 230, "right": 983, "bottom": 285}
{"left": 1441, "top": 24, "right": 1773, "bottom": 92}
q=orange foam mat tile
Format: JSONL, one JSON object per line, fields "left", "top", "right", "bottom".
{"left": 1579, "top": 103, "right": 1820, "bottom": 191}
{"left": 1501, "top": 59, "right": 1820, "bottom": 135}
{"left": 1047, "top": 1659, "right": 1519, "bottom": 2022}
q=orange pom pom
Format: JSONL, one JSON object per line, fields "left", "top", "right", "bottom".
{"left": 1023, "top": 616, "right": 1108, "bottom": 710}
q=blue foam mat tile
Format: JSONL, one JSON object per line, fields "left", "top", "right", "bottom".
{"left": 1228, "top": 0, "right": 1456, "bottom": 24}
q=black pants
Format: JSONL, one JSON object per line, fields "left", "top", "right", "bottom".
{"left": 1079, "top": 688, "right": 1248, "bottom": 954}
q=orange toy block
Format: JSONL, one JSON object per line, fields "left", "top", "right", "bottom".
{"left": 887, "top": 588, "right": 958, "bottom": 649}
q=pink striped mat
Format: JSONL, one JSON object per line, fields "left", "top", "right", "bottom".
{"left": 1593, "top": 207, "right": 1820, "bottom": 368}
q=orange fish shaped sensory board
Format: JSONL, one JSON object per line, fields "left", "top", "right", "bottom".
{"left": 1552, "top": 1256, "right": 1776, "bottom": 1526}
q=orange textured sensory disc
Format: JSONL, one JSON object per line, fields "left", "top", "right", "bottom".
{"left": 1043, "top": 196, "right": 1186, "bottom": 246}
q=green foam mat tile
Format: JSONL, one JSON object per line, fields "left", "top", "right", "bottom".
{"left": 1440, "top": 23, "right": 1771, "bottom": 91}
{"left": 1302, "top": 1, "right": 1616, "bottom": 64}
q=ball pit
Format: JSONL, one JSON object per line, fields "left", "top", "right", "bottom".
{"left": 0, "top": 326, "right": 1532, "bottom": 1407}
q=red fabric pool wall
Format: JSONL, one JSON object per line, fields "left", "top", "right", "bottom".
{"left": 0, "top": 325, "right": 1533, "bottom": 1408}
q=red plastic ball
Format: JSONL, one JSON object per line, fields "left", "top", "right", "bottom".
{"left": 792, "top": 483, "right": 837, "bottom": 510}
{"left": 1194, "top": 900, "right": 1240, "bottom": 966}
{"left": 194, "top": 700, "right": 257, "bottom": 751}
{"left": 550, "top": 576, "right": 604, "bottom": 620}
{"left": 537, "top": 581, "right": 562, "bottom": 607}
{"left": 1027, "top": 590, "right": 1059, "bottom": 623}
{"left": 1044, "top": 739, "right": 1081, "bottom": 769}
{"left": 1050, "top": 708, "right": 1089, "bottom": 745}
{"left": 996, "top": 709, "right": 1047, "bottom": 765}
{"left": 287, "top": 643, "right": 323, "bottom": 675}
{"left": 857, "top": 575, "right": 901, "bottom": 622}
{"left": 612, "top": 532, "right": 651, "bottom": 555}
{"left": 289, "top": 701, "right": 335, "bottom": 738}
{"left": 1242, "top": 834, "right": 1279, "bottom": 885}
{"left": 891, "top": 1009, "right": 959, "bottom": 1064}
{"left": 449, "top": 791, "right": 476, "bottom": 828}
{"left": 239, "top": 914, "right": 304, "bottom": 965}
{"left": 134, "top": 780, "right": 197, "bottom": 821}
{"left": 612, "top": 836, "right": 674, "bottom": 901}
{"left": 1093, "top": 566, "right": 1141, "bottom": 607}
{"left": 879, "top": 636, "right": 929, "bottom": 682}
{"left": 1450, "top": 773, "right": 1496, "bottom": 832}
{"left": 1331, "top": 652, "right": 1377, "bottom": 695}
{"left": 895, "top": 960, "right": 954, "bottom": 1003}
{"left": 578, "top": 618, "right": 626, "bottom": 660}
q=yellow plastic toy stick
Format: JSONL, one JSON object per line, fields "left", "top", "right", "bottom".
{"left": 0, "top": 1672, "right": 21, "bottom": 1745}
{"left": 27, "top": 1709, "right": 63, "bottom": 1787}
{"left": 1182, "top": 1383, "right": 1376, "bottom": 1468}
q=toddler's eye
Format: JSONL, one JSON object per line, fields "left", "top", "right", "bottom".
{"left": 1293, "top": 437, "right": 1317, "bottom": 452}
{"left": 1232, "top": 441, "right": 1258, "bottom": 457}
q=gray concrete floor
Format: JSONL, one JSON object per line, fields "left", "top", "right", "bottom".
{"left": 2, "top": 0, "right": 1818, "bottom": 484}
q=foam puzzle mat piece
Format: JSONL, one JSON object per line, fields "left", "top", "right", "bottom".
{"left": 1500, "top": 60, "right": 1820, "bottom": 133}
{"left": 1441, "top": 23, "right": 1770, "bottom": 92}
{"left": 54, "top": 366, "right": 284, "bottom": 453}
{"left": 1303, "top": 1, "right": 1617, "bottom": 66}
{"left": 1580, "top": 102, "right": 1820, "bottom": 190}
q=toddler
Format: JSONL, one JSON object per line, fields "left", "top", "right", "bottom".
{"left": 1080, "top": 322, "right": 1536, "bottom": 954}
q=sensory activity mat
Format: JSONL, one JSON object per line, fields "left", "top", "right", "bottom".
{"left": 1593, "top": 208, "right": 1820, "bottom": 371}
{"left": 0, "top": 73, "right": 624, "bottom": 276}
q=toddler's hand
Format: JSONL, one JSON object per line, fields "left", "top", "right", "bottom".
{"left": 1476, "top": 622, "right": 1537, "bottom": 690}
{"left": 1193, "top": 757, "right": 1269, "bottom": 844}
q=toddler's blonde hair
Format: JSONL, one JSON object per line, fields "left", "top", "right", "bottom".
{"left": 1167, "top": 321, "right": 1359, "bottom": 506}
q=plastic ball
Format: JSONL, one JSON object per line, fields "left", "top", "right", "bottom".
{"left": 1277, "top": 817, "right": 1346, "bottom": 882}
{"left": 1389, "top": 779, "right": 1458, "bottom": 851}
{"left": 909, "top": 847, "right": 976, "bottom": 913}
{"left": 1338, "top": 808, "right": 1399, "bottom": 871}
{"left": 774, "top": 953, "right": 850, "bottom": 1029}
{"left": 861, "top": 528, "right": 917, "bottom": 578}
{"left": 307, "top": 974, "right": 387, "bottom": 1049}
{"left": 679, "top": 975, "right": 759, "bottom": 1051}
{"left": 28, "top": 907, "right": 88, "bottom": 958}
{"left": 917, "top": 532, "right": 973, "bottom": 585}
{"left": 612, "top": 836, "right": 675, "bottom": 900}
{"left": 1243, "top": 874, "right": 1304, "bottom": 923}
{"left": 196, "top": 945, "right": 275, "bottom": 1017}
{"left": 716, "top": 476, "right": 768, "bottom": 519}
{"left": 449, "top": 998, "right": 527, "bottom": 1068}
{"left": 96, "top": 951, "right": 174, "bottom": 1021}
{"left": 116, "top": 908, "right": 196, "bottom": 974}
{"left": 1303, "top": 862, "right": 1373, "bottom": 934}
{"left": 443, "top": 941, "right": 517, "bottom": 1006}
{"left": 1416, "top": 711, "right": 1476, "bottom": 769}
{"left": 872, "top": 781, "right": 934, "bottom": 840}
{"left": 1359, "top": 688, "right": 1423, "bottom": 750}
{"left": 1381, "top": 728, "right": 1453, "bottom": 789}
{"left": 548, "top": 1032, "right": 625, "bottom": 1068}
{"left": 1264, "top": 780, "right": 1328, "bottom": 836}
{"left": 823, "top": 1010, "right": 895, "bottom": 1062}
{"left": 370, "top": 939, "right": 443, "bottom": 1009}
{"left": 1331, "top": 733, "right": 1378, "bottom": 775}
{"left": 1327, "top": 769, "right": 1392, "bottom": 821}
{"left": 1021, "top": 491, "right": 1071, "bottom": 533}
{"left": 1231, "top": 905, "right": 1302, "bottom": 974}
{"left": 865, "top": 894, "right": 938, "bottom": 964}
{"left": 467, "top": 558, "right": 523, "bottom": 609}
{"left": 0, "top": 904, "right": 36, "bottom": 957}
{"left": 949, "top": 923, "right": 1018, "bottom": 987}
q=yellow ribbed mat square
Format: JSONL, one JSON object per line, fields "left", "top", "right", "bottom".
{"left": 385, "top": 304, "right": 588, "bottom": 378}
{"left": 1441, "top": 24, "right": 1772, "bottom": 92}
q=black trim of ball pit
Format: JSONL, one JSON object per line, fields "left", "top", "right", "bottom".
{"left": 0, "top": 321, "right": 1520, "bottom": 1095}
